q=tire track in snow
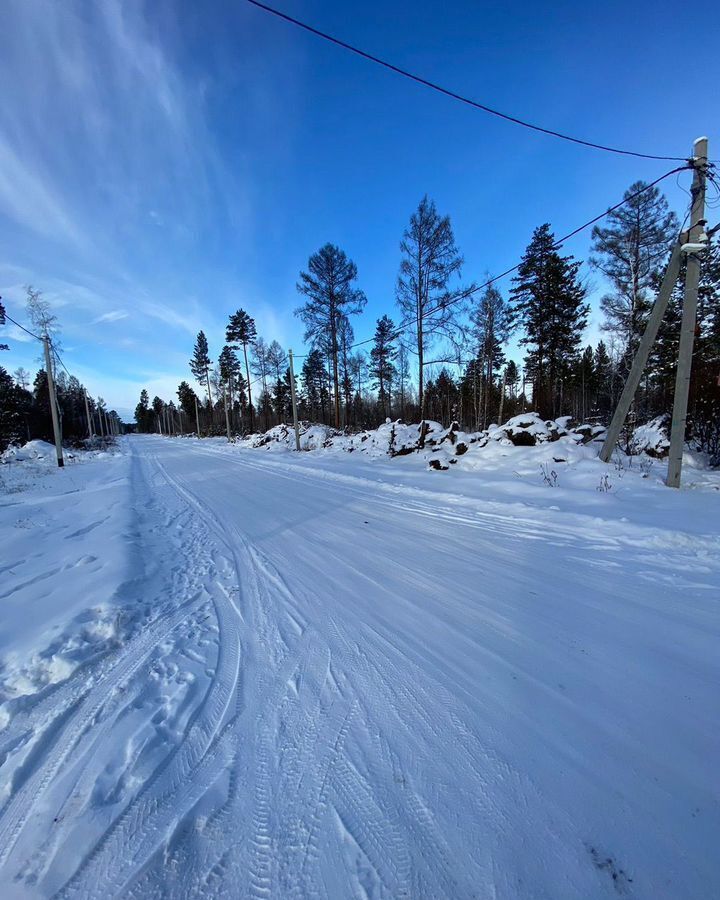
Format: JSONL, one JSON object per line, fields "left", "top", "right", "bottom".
{"left": 54, "top": 452, "right": 245, "bottom": 899}
{"left": 0, "top": 592, "right": 201, "bottom": 876}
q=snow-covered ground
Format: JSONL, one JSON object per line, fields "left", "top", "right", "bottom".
{"left": 0, "top": 433, "right": 718, "bottom": 898}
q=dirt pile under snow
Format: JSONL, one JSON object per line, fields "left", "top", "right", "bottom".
{"left": 236, "top": 413, "right": 610, "bottom": 469}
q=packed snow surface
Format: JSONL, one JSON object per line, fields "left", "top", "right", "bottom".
{"left": 0, "top": 434, "right": 718, "bottom": 898}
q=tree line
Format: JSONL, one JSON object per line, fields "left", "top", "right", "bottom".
{"left": 134, "top": 184, "right": 720, "bottom": 454}
{"left": 0, "top": 290, "right": 123, "bottom": 452}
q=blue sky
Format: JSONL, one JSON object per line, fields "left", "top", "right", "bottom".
{"left": 1, "top": 0, "right": 718, "bottom": 419}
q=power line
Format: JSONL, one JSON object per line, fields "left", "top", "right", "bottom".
{"left": 246, "top": 0, "right": 690, "bottom": 162}
{"left": 51, "top": 343, "right": 73, "bottom": 380}
{"left": 2, "top": 311, "right": 44, "bottom": 342}
{"left": 395, "top": 163, "right": 692, "bottom": 343}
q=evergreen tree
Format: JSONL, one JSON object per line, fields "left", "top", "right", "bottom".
{"left": 273, "top": 369, "right": 292, "bottom": 422}
{"left": 337, "top": 315, "right": 355, "bottom": 425}
{"left": 176, "top": 381, "right": 198, "bottom": 422}
{"left": 218, "top": 345, "right": 242, "bottom": 429}
{"left": 226, "top": 309, "right": 257, "bottom": 430}
{"left": 592, "top": 341, "right": 613, "bottom": 420}
{"left": 469, "top": 283, "right": 513, "bottom": 428}
{"left": 459, "top": 358, "right": 484, "bottom": 430}
{"left": 301, "top": 349, "right": 329, "bottom": 423}
{"left": 504, "top": 360, "right": 520, "bottom": 398}
{"left": 296, "top": 243, "right": 366, "bottom": 428}
{"left": 576, "top": 345, "right": 596, "bottom": 422}
{"left": 251, "top": 337, "right": 272, "bottom": 431}
{"left": 0, "top": 366, "right": 26, "bottom": 449}
{"left": 151, "top": 396, "right": 164, "bottom": 433}
{"left": 591, "top": 181, "right": 678, "bottom": 364}
{"left": 369, "top": 315, "right": 397, "bottom": 420}
{"left": 396, "top": 196, "right": 472, "bottom": 415}
{"left": 190, "top": 331, "right": 213, "bottom": 406}
{"left": 510, "top": 224, "right": 589, "bottom": 417}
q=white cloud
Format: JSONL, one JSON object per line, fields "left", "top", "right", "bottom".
{"left": 92, "top": 310, "right": 129, "bottom": 325}
{"left": 0, "top": 136, "right": 84, "bottom": 247}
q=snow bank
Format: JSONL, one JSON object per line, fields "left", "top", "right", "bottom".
{"left": 230, "top": 413, "right": 608, "bottom": 470}
{"left": 1, "top": 439, "right": 58, "bottom": 463}
{"left": 630, "top": 415, "right": 671, "bottom": 457}
{"left": 1, "top": 437, "right": 122, "bottom": 469}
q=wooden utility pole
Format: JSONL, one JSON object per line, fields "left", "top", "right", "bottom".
{"left": 83, "top": 388, "right": 93, "bottom": 438}
{"left": 667, "top": 137, "right": 708, "bottom": 487}
{"left": 194, "top": 394, "right": 201, "bottom": 437}
{"left": 43, "top": 336, "right": 64, "bottom": 468}
{"left": 288, "top": 349, "right": 301, "bottom": 451}
{"left": 599, "top": 242, "right": 683, "bottom": 462}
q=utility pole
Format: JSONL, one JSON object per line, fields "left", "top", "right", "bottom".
{"left": 288, "top": 349, "right": 301, "bottom": 451}
{"left": 83, "top": 388, "right": 93, "bottom": 438}
{"left": 599, "top": 243, "right": 683, "bottom": 462}
{"left": 667, "top": 137, "right": 708, "bottom": 487}
{"left": 194, "top": 394, "right": 200, "bottom": 437}
{"left": 43, "top": 336, "right": 64, "bottom": 468}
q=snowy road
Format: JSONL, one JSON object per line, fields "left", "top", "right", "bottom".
{"left": 1, "top": 435, "right": 718, "bottom": 898}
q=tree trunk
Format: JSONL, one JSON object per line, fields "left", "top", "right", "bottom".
{"left": 331, "top": 312, "right": 340, "bottom": 429}
{"left": 242, "top": 344, "right": 253, "bottom": 432}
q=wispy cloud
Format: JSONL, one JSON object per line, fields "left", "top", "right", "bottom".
{"left": 92, "top": 310, "right": 129, "bottom": 325}
{"left": 0, "top": 136, "right": 84, "bottom": 247}
{"left": 0, "top": 0, "right": 296, "bottom": 414}
{"left": 0, "top": 0, "right": 234, "bottom": 253}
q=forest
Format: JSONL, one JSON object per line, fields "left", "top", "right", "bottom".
{"left": 2, "top": 180, "right": 718, "bottom": 458}
{"left": 0, "top": 291, "right": 122, "bottom": 452}
{"left": 133, "top": 182, "right": 720, "bottom": 457}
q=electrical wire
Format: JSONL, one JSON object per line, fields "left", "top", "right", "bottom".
{"left": 51, "top": 344, "right": 73, "bottom": 379}
{"left": 246, "top": 0, "right": 691, "bottom": 162}
{"left": 295, "top": 162, "right": 693, "bottom": 360}
{"left": 2, "top": 312, "right": 45, "bottom": 342}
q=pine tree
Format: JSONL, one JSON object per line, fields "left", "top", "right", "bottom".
{"left": 251, "top": 337, "right": 272, "bottom": 431}
{"left": 338, "top": 315, "right": 355, "bottom": 425}
{"left": 190, "top": 331, "right": 213, "bottom": 406}
{"left": 296, "top": 243, "right": 366, "bottom": 428}
{"left": 459, "top": 358, "right": 484, "bottom": 430}
{"left": 469, "top": 284, "right": 513, "bottom": 428}
{"left": 226, "top": 309, "right": 257, "bottom": 430}
{"left": 576, "top": 345, "right": 596, "bottom": 422}
{"left": 510, "top": 224, "right": 589, "bottom": 418}
{"left": 369, "top": 315, "right": 398, "bottom": 420}
{"left": 273, "top": 370, "right": 292, "bottom": 422}
{"left": 0, "top": 367, "right": 25, "bottom": 449}
{"left": 592, "top": 341, "right": 613, "bottom": 420}
{"left": 396, "top": 196, "right": 472, "bottom": 415}
{"left": 504, "top": 360, "right": 520, "bottom": 398}
{"left": 591, "top": 181, "right": 678, "bottom": 365}
{"left": 176, "top": 381, "right": 198, "bottom": 420}
{"left": 219, "top": 345, "right": 242, "bottom": 428}
{"left": 301, "top": 349, "right": 329, "bottom": 423}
